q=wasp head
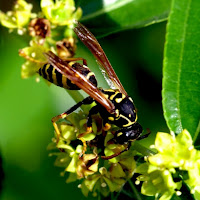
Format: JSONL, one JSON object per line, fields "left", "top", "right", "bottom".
{"left": 114, "top": 122, "right": 143, "bottom": 144}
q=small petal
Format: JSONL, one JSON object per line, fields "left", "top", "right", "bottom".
{"left": 141, "top": 180, "right": 157, "bottom": 196}
{"left": 155, "top": 132, "right": 175, "bottom": 153}
{"left": 176, "top": 129, "right": 193, "bottom": 148}
{"left": 41, "top": 0, "right": 82, "bottom": 26}
{"left": 84, "top": 175, "right": 100, "bottom": 191}
{"left": 65, "top": 154, "right": 78, "bottom": 173}
{"left": 66, "top": 172, "right": 77, "bottom": 183}
{"left": 110, "top": 163, "right": 126, "bottom": 178}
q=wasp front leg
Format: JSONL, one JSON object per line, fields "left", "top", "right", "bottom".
{"left": 137, "top": 128, "right": 151, "bottom": 140}
{"left": 103, "top": 120, "right": 112, "bottom": 131}
{"left": 77, "top": 105, "right": 99, "bottom": 138}
{"left": 51, "top": 96, "right": 94, "bottom": 143}
{"left": 101, "top": 141, "right": 131, "bottom": 160}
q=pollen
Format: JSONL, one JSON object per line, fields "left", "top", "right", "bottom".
{"left": 11, "top": 16, "right": 16, "bottom": 21}
{"left": 31, "top": 52, "right": 36, "bottom": 57}
{"left": 70, "top": 152, "right": 75, "bottom": 156}
{"left": 164, "top": 170, "right": 169, "bottom": 175}
{"left": 17, "top": 29, "right": 24, "bottom": 35}
{"left": 60, "top": 171, "right": 65, "bottom": 177}
{"left": 156, "top": 157, "right": 163, "bottom": 165}
{"left": 22, "top": 64, "right": 26, "bottom": 70}
{"left": 101, "top": 182, "right": 107, "bottom": 188}
{"left": 7, "top": 11, "right": 12, "bottom": 16}
{"left": 15, "top": 4, "right": 19, "bottom": 9}
{"left": 35, "top": 77, "right": 40, "bottom": 83}
{"left": 150, "top": 144, "right": 155, "bottom": 149}
{"left": 176, "top": 191, "right": 182, "bottom": 196}
{"left": 188, "top": 146, "right": 194, "bottom": 151}
{"left": 135, "top": 180, "right": 140, "bottom": 185}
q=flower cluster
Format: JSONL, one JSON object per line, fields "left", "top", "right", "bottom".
{"left": 136, "top": 129, "right": 200, "bottom": 200}
{"left": 48, "top": 111, "right": 137, "bottom": 197}
{"left": 0, "top": 0, "right": 82, "bottom": 79}
{"left": 0, "top": 0, "right": 33, "bottom": 34}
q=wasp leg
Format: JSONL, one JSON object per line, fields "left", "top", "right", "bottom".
{"left": 103, "top": 121, "right": 111, "bottom": 131}
{"left": 101, "top": 142, "right": 131, "bottom": 160}
{"left": 77, "top": 105, "right": 99, "bottom": 138}
{"left": 137, "top": 128, "right": 151, "bottom": 140}
{"left": 62, "top": 57, "right": 87, "bottom": 66}
{"left": 78, "top": 137, "right": 87, "bottom": 158}
{"left": 51, "top": 96, "right": 94, "bottom": 143}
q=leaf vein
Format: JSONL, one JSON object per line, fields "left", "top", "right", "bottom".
{"left": 176, "top": 0, "right": 192, "bottom": 132}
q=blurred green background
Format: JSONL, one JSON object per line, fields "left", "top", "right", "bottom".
{"left": 0, "top": 0, "right": 168, "bottom": 199}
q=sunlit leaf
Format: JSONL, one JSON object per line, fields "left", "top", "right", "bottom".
{"left": 80, "top": 0, "right": 171, "bottom": 37}
{"left": 162, "top": 0, "right": 200, "bottom": 138}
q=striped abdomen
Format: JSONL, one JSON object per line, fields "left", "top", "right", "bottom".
{"left": 38, "top": 62, "right": 97, "bottom": 90}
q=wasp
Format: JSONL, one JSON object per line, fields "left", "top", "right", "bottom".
{"left": 40, "top": 22, "right": 149, "bottom": 159}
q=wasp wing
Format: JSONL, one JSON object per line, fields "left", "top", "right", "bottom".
{"left": 44, "top": 51, "right": 115, "bottom": 114}
{"left": 74, "top": 22, "right": 127, "bottom": 96}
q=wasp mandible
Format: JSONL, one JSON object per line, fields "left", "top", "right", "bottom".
{"left": 40, "top": 22, "right": 149, "bottom": 159}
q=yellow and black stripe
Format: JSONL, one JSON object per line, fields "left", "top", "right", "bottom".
{"left": 38, "top": 62, "right": 97, "bottom": 90}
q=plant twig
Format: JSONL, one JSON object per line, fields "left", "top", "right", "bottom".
{"left": 128, "top": 179, "right": 142, "bottom": 200}
{"left": 133, "top": 142, "right": 156, "bottom": 156}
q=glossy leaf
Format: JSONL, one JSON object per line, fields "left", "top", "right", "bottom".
{"left": 162, "top": 0, "right": 200, "bottom": 139}
{"left": 80, "top": 0, "right": 171, "bottom": 37}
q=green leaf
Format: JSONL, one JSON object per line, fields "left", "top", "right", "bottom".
{"left": 162, "top": 0, "right": 200, "bottom": 139}
{"left": 80, "top": 0, "right": 171, "bottom": 37}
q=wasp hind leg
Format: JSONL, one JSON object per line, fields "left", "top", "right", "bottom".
{"left": 62, "top": 57, "right": 87, "bottom": 66}
{"left": 51, "top": 96, "right": 94, "bottom": 143}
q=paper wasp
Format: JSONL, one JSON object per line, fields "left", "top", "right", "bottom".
{"left": 40, "top": 22, "right": 149, "bottom": 159}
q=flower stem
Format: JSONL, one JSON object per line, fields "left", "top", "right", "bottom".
{"left": 98, "top": 193, "right": 101, "bottom": 200}
{"left": 132, "top": 142, "right": 156, "bottom": 156}
{"left": 111, "top": 192, "right": 115, "bottom": 200}
{"left": 66, "top": 90, "right": 84, "bottom": 103}
{"left": 128, "top": 179, "right": 142, "bottom": 200}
